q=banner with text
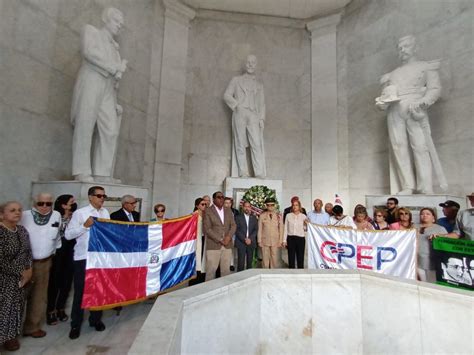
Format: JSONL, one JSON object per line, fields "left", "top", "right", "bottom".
{"left": 433, "top": 237, "right": 474, "bottom": 291}
{"left": 307, "top": 224, "right": 416, "bottom": 279}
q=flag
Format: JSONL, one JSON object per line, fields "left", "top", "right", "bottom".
{"left": 307, "top": 223, "right": 416, "bottom": 279}
{"left": 82, "top": 214, "right": 198, "bottom": 310}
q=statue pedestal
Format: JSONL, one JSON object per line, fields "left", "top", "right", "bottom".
{"left": 31, "top": 181, "right": 151, "bottom": 220}
{"left": 365, "top": 194, "right": 466, "bottom": 226}
{"left": 224, "top": 177, "right": 283, "bottom": 207}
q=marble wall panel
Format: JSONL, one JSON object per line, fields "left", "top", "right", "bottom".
{"left": 260, "top": 275, "right": 313, "bottom": 354}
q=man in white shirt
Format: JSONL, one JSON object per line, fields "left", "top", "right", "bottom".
{"left": 306, "top": 199, "right": 330, "bottom": 225}
{"left": 65, "top": 186, "right": 110, "bottom": 339}
{"left": 21, "top": 193, "right": 61, "bottom": 338}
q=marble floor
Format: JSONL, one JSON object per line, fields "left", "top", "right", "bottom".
{"left": 9, "top": 300, "right": 155, "bottom": 355}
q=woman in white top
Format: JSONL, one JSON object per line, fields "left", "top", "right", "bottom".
{"left": 283, "top": 200, "right": 307, "bottom": 269}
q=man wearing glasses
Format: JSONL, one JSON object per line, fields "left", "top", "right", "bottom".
{"left": 21, "top": 193, "right": 61, "bottom": 338}
{"left": 385, "top": 197, "right": 399, "bottom": 224}
{"left": 110, "top": 195, "right": 140, "bottom": 222}
{"left": 65, "top": 186, "right": 110, "bottom": 339}
{"left": 203, "top": 192, "right": 236, "bottom": 281}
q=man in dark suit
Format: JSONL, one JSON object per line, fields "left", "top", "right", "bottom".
{"left": 234, "top": 201, "right": 258, "bottom": 271}
{"left": 203, "top": 191, "right": 236, "bottom": 281}
{"left": 110, "top": 195, "right": 140, "bottom": 222}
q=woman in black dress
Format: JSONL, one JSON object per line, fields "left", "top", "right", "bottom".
{"left": 0, "top": 201, "right": 33, "bottom": 351}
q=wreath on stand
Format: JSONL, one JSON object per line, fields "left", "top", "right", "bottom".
{"left": 240, "top": 185, "right": 280, "bottom": 216}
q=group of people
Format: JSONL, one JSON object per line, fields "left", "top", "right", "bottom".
{"left": 1, "top": 188, "right": 473, "bottom": 351}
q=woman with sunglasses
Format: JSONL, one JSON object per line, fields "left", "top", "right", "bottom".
{"left": 20, "top": 193, "right": 62, "bottom": 338}
{"left": 0, "top": 201, "right": 33, "bottom": 351}
{"left": 371, "top": 208, "right": 389, "bottom": 230}
{"left": 46, "top": 195, "right": 77, "bottom": 325}
{"left": 417, "top": 207, "right": 447, "bottom": 283}
{"left": 152, "top": 203, "right": 166, "bottom": 221}
{"left": 389, "top": 207, "right": 413, "bottom": 230}
{"left": 189, "top": 198, "right": 208, "bottom": 285}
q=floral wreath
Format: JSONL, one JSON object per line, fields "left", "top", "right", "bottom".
{"left": 240, "top": 185, "right": 280, "bottom": 216}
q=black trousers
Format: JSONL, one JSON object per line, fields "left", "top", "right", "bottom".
{"left": 70, "top": 260, "right": 102, "bottom": 329}
{"left": 287, "top": 235, "right": 305, "bottom": 269}
{"left": 47, "top": 238, "right": 75, "bottom": 313}
{"left": 237, "top": 245, "right": 255, "bottom": 271}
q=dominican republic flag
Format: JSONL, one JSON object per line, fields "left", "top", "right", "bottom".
{"left": 82, "top": 214, "right": 198, "bottom": 310}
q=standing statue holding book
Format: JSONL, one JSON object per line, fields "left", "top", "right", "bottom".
{"left": 376, "top": 35, "right": 447, "bottom": 195}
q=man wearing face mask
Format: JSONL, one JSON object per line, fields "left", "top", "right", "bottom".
{"left": 20, "top": 193, "right": 62, "bottom": 338}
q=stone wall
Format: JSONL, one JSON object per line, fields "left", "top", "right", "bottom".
{"left": 0, "top": 0, "right": 164, "bottom": 206}
{"left": 180, "top": 12, "right": 311, "bottom": 214}
{"left": 338, "top": 0, "right": 474, "bottom": 206}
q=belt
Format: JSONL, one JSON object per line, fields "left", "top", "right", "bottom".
{"left": 33, "top": 255, "right": 53, "bottom": 263}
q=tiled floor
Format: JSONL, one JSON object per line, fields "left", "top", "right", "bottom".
{"left": 6, "top": 300, "right": 155, "bottom": 355}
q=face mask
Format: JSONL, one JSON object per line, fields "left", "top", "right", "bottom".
{"left": 70, "top": 203, "right": 78, "bottom": 213}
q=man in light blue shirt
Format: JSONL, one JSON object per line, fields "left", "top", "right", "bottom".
{"left": 306, "top": 199, "right": 330, "bottom": 225}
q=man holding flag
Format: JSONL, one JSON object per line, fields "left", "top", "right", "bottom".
{"left": 65, "top": 186, "right": 109, "bottom": 339}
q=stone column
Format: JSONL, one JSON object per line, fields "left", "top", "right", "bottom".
{"left": 306, "top": 14, "right": 341, "bottom": 206}
{"left": 151, "top": 0, "right": 195, "bottom": 217}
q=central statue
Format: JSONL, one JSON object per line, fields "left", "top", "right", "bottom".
{"left": 224, "top": 55, "right": 266, "bottom": 178}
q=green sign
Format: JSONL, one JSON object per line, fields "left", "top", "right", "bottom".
{"left": 433, "top": 237, "right": 474, "bottom": 291}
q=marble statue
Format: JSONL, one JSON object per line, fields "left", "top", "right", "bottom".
{"left": 376, "top": 35, "right": 447, "bottom": 195}
{"left": 71, "top": 7, "right": 127, "bottom": 183}
{"left": 224, "top": 55, "right": 266, "bottom": 178}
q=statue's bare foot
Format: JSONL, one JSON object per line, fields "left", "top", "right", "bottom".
{"left": 74, "top": 174, "right": 94, "bottom": 182}
{"left": 397, "top": 188, "right": 414, "bottom": 195}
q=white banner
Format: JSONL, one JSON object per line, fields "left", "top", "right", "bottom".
{"left": 307, "top": 224, "right": 416, "bottom": 279}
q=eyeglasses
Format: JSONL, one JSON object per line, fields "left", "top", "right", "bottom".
{"left": 93, "top": 194, "right": 107, "bottom": 199}
{"left": 155, "top": 209, "right": 165, "bottom": 213}
{"left": 37, "top": 202, "right": 53, "bottom": 207}
{"left": 399, "top": 212, "right": 408, "bottom": 215}
{"left": 199, "top": 203, "right": 207, "bottom": 206}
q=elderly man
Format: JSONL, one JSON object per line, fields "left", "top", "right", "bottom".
{"left": 376, "top": 35, "right": 445, "bottom": 194}
{"left": 71, "top": 7, "right": 127, "bottom": 183}
{"left": 306, "top": 199, "right": 330, "bottom": 225}
{"left": 21, "top": 193, "right": 61, "bottom": 338}
{"left": 224, "top": 54, "right": 266, "bottom": 178}
{"left": 110, "top": 195, "right": 140, "bottom": 222}
{"left": 65, "top": 186, "right": 110, "bottom": 339}
{"left": 258, "top": 198, "right": 283, "bottom": 269}
{"left": 203, "top": 192, "right": 236, "bottom": 281}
